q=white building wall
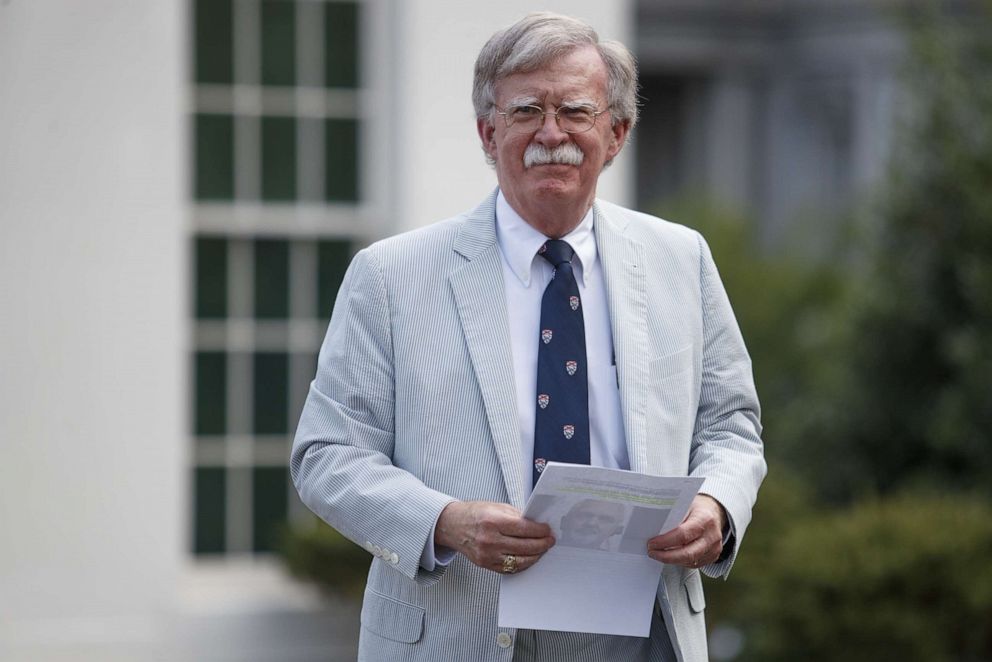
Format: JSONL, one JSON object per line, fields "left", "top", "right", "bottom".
{"left": 0, "top": 0, "right": 186, "bottom": 637}
{"left": 0, "top": 1, "right": 632, "bottom": 657}
{"left": 386, "top": 0, "right": 633, "bottom": 232}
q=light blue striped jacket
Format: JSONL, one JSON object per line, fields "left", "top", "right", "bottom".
{"left": 292, "top": 190, "right": 765, "bottom": 661}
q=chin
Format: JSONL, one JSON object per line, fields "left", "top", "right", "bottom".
{"left": 529, "top": 172, "right": 579, "bottom": 193}
{"left": 537, "top": 181, "right": 586, "bottom": 200}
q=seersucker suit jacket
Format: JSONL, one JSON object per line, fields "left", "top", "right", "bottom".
{"left": 291, "top": 190, "right": 766, "bottom": 662}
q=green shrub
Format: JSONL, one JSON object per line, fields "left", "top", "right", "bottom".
{"left": 280, "top": 520, "right": 370, "bottom": 600}
{"left": 725, "top": 492, "right": 992, "bottom": 661}
{"left": 703, "top": 468, "right": 818, "bottom": 625}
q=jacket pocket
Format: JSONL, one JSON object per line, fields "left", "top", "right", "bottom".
{"left": 647, "top": 346, "right": 695, "bottom": 450}
{"left": 683, "top": 569, "right": 706, "bottom": 614}
{"left": 649, "top": 345, "right": 693, "bottom": 382}
{"left": 361, "top": 589, "right": 425, "bottom": 643}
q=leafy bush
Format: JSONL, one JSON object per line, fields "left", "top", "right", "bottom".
{"left": 280, "top": 520, "right": 370, "bottom": 600}
{"left": 702, "top": 467, "right": 818, "bottom": 631}
{"left": 727, "top": 492, "right": 992, "bottom": 661}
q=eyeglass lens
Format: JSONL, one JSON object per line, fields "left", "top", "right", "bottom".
{"left": 505, "top": 106, "right": 597, "bottom": 134}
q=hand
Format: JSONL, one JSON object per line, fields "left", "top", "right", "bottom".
{"left": 646, "top": 494, "right": 727, "bottom": 569}
{"left": 435, "top": 501, "right": 555, "bottom": 574}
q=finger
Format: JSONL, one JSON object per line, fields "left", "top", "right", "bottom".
{"left": 649, "top": 517, "right": 705, "bottom": 550}
{"left": 649, "top": 501, "right": 722, "bottom": 551}
{"left": 648, "top": 533, "right": 703, "bottom": 561}
{"left": 470, "top": 527, "right": 554, "bottom": 559}
{"left": 499, "top": 515, "right": 553, "bottom": 539}
{"left": 498, "top": 533, "right": 556, "bottom": 557}
{"left": 649, "top": 534, "right": 719, "bottom": 567}
{"left": 470, "top": 504, "right": 551, "bottom": 541}
{"left": 649, "top": 528, "right": 687, "bottom": 550}
{"left": 439, "top": 501, "right": 556, "bottom": 568}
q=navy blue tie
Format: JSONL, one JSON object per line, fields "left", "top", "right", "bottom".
{"left": 533, "top": 240, "right": 590, "bottom": 486}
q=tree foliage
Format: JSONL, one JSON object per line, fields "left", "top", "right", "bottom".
{"left": 798, "top": 4, "right": 992, "bottom": 501}
{"left": 698, "top": 7, "right": 992, "bottom": 658}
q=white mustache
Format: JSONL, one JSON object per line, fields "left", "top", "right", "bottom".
{"left": 524, "top": 142, "right": 584, "bottom": 168}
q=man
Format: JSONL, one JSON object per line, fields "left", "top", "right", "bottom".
{"left": 292, "top": 12, "right": 765, "bottom": 662}
{"left": 558, "top": 499, "right": 627, "bottom": 550}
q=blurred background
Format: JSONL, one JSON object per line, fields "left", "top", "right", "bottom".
{"left": 1, "top": 0, "right": 989, "bottom": 660}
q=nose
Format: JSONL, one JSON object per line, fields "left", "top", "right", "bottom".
{"left": 533, "top": 109, "right": 569, "bottom": 146}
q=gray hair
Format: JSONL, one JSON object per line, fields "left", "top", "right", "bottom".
{"left": 472, "top": 12, "right": 639, "bottom": 131}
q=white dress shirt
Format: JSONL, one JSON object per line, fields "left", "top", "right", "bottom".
{"left": 495, "top": 191, "right": 630, "bottom": 500}
{"left": 421, "top": 192, "right": 630, "bottom": 569}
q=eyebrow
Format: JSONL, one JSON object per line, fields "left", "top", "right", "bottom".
{"left": 504, "top": 96, "right": 601, "bottom": 110}
{"left": 505, "top": 96, "right": 541, "bottom": 108}
{"left": 560, "top": 98, "right": 600, "bottom": 110}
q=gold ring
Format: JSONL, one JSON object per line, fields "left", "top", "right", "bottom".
{"left": 502, "top": 554, "right": 518, "bottom": 574}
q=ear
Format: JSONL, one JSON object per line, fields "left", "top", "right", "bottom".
{"left": 477, "top": 117, "right": 497, "bottom": 160}
{"left": 606, "top": 119, "right": 631, "bottom": 162}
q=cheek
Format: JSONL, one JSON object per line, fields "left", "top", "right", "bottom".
{"left": 504, "top": 140, "right": 534, "bottom": 167}
{"left": 594, "top": 129, "right": 620, "bottom": 158}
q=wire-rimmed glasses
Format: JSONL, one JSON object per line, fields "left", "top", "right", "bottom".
{"left": 495, "top": 103, "right": 607, "bottom": 134}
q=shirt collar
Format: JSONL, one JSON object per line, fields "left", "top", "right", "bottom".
{"left": 495, "top": 190, "right": 597, "bottom": 288}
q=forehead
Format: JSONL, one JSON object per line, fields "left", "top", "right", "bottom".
{"left": 495, "top": 45, "right": 609, "bottom": 104}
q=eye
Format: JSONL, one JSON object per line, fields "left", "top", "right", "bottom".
{"left": 560, "top": 107, "right": 594, "bottom": 119}
{"left": 511, "top": 105, "right": 543, "bottom": 119}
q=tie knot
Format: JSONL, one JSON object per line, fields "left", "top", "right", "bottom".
{"left": 539, "top": 240, "right": 575, "bottom": 267}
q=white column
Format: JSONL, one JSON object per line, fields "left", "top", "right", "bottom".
{"left": 0, "top": 0, "right": 186, "bottom": 637}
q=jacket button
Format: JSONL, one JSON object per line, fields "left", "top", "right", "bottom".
{"left": 389, "top": 552, "right": 399, "bottom": 565}
{"left": 496, "top": 632, "right": 512, "bottom": 648}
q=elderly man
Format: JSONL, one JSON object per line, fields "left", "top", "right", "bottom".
{"left": 292, "top": 12, "right": 765, "bottom": 662}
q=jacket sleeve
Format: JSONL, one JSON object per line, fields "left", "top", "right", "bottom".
{"left": 690, "top": 234, "right": 767, "bottom": 579}
{"left": 290, "top": 247, "right": 456, "bottom": 585}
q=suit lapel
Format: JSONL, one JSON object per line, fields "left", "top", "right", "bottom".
{"left": 449, "top": 193, "right": 526, "bottom": 509}
{"left": 594, "top": 203, "right": 657, "bottom": 475}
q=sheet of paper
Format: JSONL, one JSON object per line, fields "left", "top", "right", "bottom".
{"left": 498, "top": 462, "right": 703, "bottom": 637}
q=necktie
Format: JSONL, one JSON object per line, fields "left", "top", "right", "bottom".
{"left": 533, "top": 239, "right": 590, "bottom": 486}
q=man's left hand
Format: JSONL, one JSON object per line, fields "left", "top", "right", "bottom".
{"left": 646, "top": 494, "right": 726, "bottom": 569}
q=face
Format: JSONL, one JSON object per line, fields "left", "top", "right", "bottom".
{"left": 477, "top": 45, "right": 629, "bottom": 234}
{"left": 560, "top": 500, "right": 625, "bottom": 549}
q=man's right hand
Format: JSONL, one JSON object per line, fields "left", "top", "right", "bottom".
{"left": 434, "top": 501, "right": 555, "bottom": 574}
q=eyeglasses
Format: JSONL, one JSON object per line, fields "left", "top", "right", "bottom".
{"left": 495, "top": 103, "right": 607, "bottom": 134}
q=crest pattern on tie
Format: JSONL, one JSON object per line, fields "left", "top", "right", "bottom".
{"left": 532, "top": 239, "right": 590, "bottom": 485}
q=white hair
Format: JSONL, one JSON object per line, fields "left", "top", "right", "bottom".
{"left": 472, "top": 12, "right": 639, "bottom": 129}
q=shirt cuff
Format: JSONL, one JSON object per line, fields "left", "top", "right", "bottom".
{"left": 718, "top": 506, "right": 735, "bottom": 562}
{"left": 419, "top": 513, "right": 456, "bottom": 571}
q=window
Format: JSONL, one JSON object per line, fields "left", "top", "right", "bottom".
{"left": 190, "top": 0, "right": 362, "bottom": 555}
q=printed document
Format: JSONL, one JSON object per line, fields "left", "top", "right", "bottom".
{"left": 497, "top": 462, "right": 703, "bottom": 637}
